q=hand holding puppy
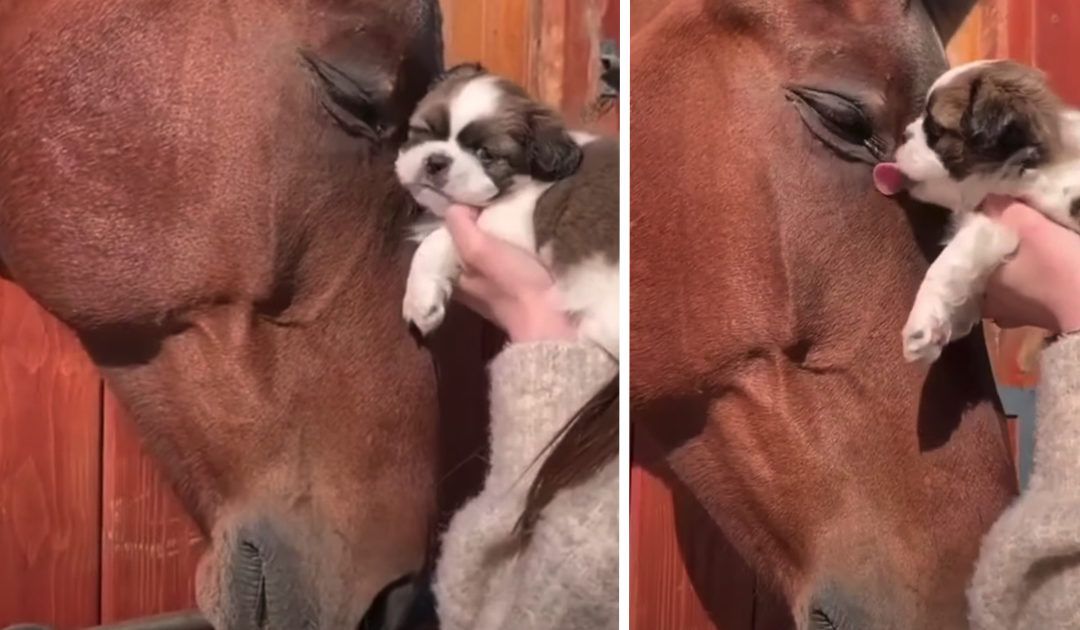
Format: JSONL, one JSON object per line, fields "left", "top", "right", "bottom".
{"left": 444, "top": 205, "right": 578, "bottom": 343}
{"left": 981, "top": 195, "right": 1080, "bottom": 335}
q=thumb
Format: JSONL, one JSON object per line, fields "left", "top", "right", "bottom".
{"left": 444, "top": 205, "right": 487, "bottom": 266}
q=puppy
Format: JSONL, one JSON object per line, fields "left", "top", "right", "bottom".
{"left": 873, "top": 59, "right": 1080, "bottom": 363}
{"left": 395, "top": 63, "right": 619, "bottom": 358}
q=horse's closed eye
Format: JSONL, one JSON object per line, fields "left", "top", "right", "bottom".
{"left": 785, "top": 85, "right": 885, "bottom": 164}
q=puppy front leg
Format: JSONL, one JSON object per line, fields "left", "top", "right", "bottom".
{"left": 903, "top": 213, "right": 1018, "bottom": 363}
{"left": 403, "top": 226, "right": 461, "bottom": 335}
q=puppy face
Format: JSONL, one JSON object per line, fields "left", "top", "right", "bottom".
{"left": 890, "top": 60, "right": 1061, "bottom": 206}
{"left": 395, "top": 64, "right": 582, "bottom": 216}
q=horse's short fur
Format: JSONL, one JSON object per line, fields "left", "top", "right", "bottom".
{"left": 875, "top": 60, "right": 1080, "bottom": 362}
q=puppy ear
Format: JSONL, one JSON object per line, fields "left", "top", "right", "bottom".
{"left": 961, "top": 74, "right": 1044, "bottom": 167}
{"left": 527, "top": 107, "right": 583, "bottom": 181}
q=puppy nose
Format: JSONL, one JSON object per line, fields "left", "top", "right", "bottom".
{"left": 424, "top": 153, "right": 451, "bottom": 176}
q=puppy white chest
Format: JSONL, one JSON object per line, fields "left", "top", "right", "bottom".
{"left": 475, "top": 179, "right": 554, "bottom": 253}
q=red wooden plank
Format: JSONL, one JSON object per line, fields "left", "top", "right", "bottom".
{"left": 1032, "top": 0, "right": 1080, "bottom": 106}
{"left": 603, "top": 0, "right": 619, "bottom": 44}
{"left": 100, "top": 389, "right": 205, "bottom": 622}
{"left": 1004, "top": 0, "right": 1034, "bottom": 65}
{"left": 0, "top": 280, "right": 102, "bottom": 629}
{"left": 1005, "top": 416, "right": 1020, "bottom": 482}
{"left": 562, "top": 0, "right": 601, "bottom": 125}
{"left": 631, "top": 434, "right": 757, "bottom": 630}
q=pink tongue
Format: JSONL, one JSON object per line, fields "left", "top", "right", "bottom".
{"left": 873, "top": 162, "right": 906, "bottom": 196}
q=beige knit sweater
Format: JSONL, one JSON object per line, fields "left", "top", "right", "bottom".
{"left": 969, "top": 333, "right": 1080, "bottom": 629}
{"left": 433, "top": 341, "right": 619, "bottom": 630}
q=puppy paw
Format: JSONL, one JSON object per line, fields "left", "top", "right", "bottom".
{"left": 403, "top": 276, "right": 451, "bottom": 335}
{"left": 902, "top": 305, "right": 951, "bottom": 364}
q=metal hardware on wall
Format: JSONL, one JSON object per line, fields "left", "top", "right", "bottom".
{"left": 599, "top": 38, "right": 619, "bottom": 97}
{"left": 583, "top": 38, "right": 619, "bottom": 125}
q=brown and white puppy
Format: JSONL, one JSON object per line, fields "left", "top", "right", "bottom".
{"left": 395, "top": 63, "right": 619, "bottom": 358}
{"left": 873, "top": 60, "right": 1080, "bottom": 362}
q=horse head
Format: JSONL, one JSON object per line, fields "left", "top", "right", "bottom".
{"left": 0, "top": 1, "right": 455, "bottom": 627}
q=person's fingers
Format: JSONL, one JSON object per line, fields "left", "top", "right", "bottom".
{"left": 455, "top": 272, "right": 494, "bottom": 303}
{"left": 444, "top": 204, "right": 487, "bottom": 267}
{"left": 986, "top": 198, "right": 1046, "bottom": 235}
{"left": 984, "top": 262, "right": 1058, "bottom": 330}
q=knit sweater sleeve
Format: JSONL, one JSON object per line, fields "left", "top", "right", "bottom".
{"left": 491, "top": 460, "right": 619, "bottom": 630}
{"left": 484, "top": 341, "right": 618, "bottom": 488}
{"left": 969, "top": 334, "right": 1080, "bottom": 630}
{"left": 434, "top": 341, "right": 618, "bottom": 630}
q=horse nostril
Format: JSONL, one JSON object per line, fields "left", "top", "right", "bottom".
{"left": 810, "top": 608, "right": 840, "bottom": 630}
{"left": 236, "top": 541, "right": 269, "bottom": 629}
{"left": 424, "top": 153, "right": 451, "bottom": 176}
{"left": 222, "top": 522, "right": 316, "bottom": 630}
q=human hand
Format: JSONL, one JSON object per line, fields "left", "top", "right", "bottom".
{"left": 444, "top": 204, "right": 577, "bottom": 343}
{"left": 981, "top": 196, "right": 1080, "bottom": 334}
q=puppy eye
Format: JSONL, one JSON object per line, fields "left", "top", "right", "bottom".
{"left": 923, "top": 117, "right": 943, "bottom": 144}
{"left": 785, "top": 86, "right": 883, "bottom": 163}
{"left": 475, "top": 147, "right": 493, "bottom": 162}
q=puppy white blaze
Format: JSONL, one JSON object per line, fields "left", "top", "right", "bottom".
{"left": 448, "top": 76, "right": 502, "bottom": 136}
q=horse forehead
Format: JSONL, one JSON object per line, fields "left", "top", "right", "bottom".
{"left": 712, "top": 0, "right": 907, "bottom": 28}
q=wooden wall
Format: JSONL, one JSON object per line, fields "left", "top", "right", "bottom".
{"left": 0, "top": 282, "right": 101, "bottom": 627}
{"left": 629, "top": 1, "right": 1073, "bottom": 628}
{"left": 0, "top": 0, "right": 617, "bottom": 627}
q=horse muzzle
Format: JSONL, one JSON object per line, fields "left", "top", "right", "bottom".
{"left": 198, "top": 519, "right": 317, "bottom": 630}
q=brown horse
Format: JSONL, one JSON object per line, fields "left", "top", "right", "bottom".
{"left": 0, "top": 1, "right": 462, "bottom": 628}
{"left": 631, "top": 1, "right": 1017, "bottom": 628}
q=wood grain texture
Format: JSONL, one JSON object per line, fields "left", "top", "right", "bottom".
{"left": 560, "top": 0, "right": 602, "bottom": 125}
{"left": 99, "top": 388, "right": 205, "bottom": 622}
{"left": 631, "top": 434, "right": 769, "bottom": 630}
{"left": 442, "top": 0, "right": 531, "bottom": 84}
{"left": 1031, "top": 0, "right": 1080, "bottom": 105}
{"left": 0, "top": 279, "right": 102, "bottom": 629}
{"left": 535, "top": 0, "right": 618, "bottom": 134}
